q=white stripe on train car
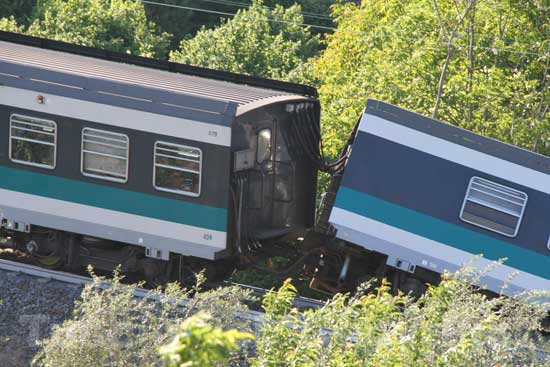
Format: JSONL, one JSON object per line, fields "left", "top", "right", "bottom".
{"left": 330, "top": 207, "right": 550, "bottom": 292}
{"left": 0, "top": 86, "right": 232, "bottom": 147}
{"left": 359, "top": 113, "right": 550, "bottom": 195}
{"left": 0, "top": 188, "right": 227, "bottom": 249}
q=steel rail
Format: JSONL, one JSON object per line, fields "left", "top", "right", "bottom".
{"left": 223, "top": 280, "right": 327, "bottom": 310}
{"left": 0, "top": 258, "right": 264, "bottom": 323}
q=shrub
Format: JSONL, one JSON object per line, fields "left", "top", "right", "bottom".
{"left": 0, "top": 16, "right": 25, "bottom": 32}
{"left": 33, "top": 267, "right": 251, "bottom": 367}
{"left": 159, "top": 312, "right": 253, "bottom": 367}
{"left": 252, "top": 271, "right": 550, "bottom": 367}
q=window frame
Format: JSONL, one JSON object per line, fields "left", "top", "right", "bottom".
{"left": 80, "top": 127, "right": 130, "bottom": 184}
{"left": 459, "top": 176, "right": 528, "bottom": 238}
{"left": 152, "top": 141, "right": 202, "bottom": 198}
{"left": 9, "top": 113, "right": 57, "bottom": 170}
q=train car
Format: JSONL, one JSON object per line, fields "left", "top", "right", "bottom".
{"left": 0, "top": 32, "right": 319, "bottom": 280}
{"left": 325, "top": 99, "right": 550, "bottom": 296}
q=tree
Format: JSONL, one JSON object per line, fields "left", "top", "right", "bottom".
{"left": 26, "top": 0, "right": 171, "bottom": 58}
{"left": 144, "top": 0, "right": 334, "bottom": 51}
{"left": 169, "top": 0, "right": 320, "bottom": 81}
{"left": 313, "top": 0, "right": 550, "bottom": 158}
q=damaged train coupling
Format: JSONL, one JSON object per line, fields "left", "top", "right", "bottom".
{"left": 301, "top": 226, "right": 386, "bottom": 295}
{"left": 303, "top": 227, "right": 433, "bottom": 298}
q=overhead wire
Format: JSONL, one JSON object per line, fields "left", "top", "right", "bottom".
{"left": 137, "top": 0, "right": 336, "bottom": 31}
{"left": 137, "top": 0, "right": 550, "bottom": 58}
{"left": 192, "top": 0, "right": 333, "bottom": 20}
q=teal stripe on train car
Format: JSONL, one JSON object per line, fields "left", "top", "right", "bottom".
{"left": 0, "top": 166, "right": 227, "bottom": 232}
{"left": 335, "top": 186, "right": 550, "bottom": 279}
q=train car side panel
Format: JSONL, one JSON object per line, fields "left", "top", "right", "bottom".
{"left": 0, "top": 100, "right": 232, "bottom": 260}
{"left": 330, "top": 100, "right": 550, "bottom": 295}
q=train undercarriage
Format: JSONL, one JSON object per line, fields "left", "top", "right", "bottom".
{"left": 0, "top": 222, "right": 437, "bottom": 299}
{"left": 0, "top": 225, "right": 237, "bottom": 287}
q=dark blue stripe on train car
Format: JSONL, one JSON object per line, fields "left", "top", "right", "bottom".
{"left": 340, "top": 130, "right": 550, "bottom": 256}
{"left": 335, "top": 186, "right": 550, "bottom": 279}
{"left": 0, "top": 165, "right": 227, "bottom": 232}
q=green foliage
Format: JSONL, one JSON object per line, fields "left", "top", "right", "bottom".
{"left": 252, "top": 272, "right": 550, "bottom": 367}
{"left": 269, "top": 0, "right": 333, "bottom": 14}
{"left": 0, "top": 0, "right": 35, "bottom": 25}
{"left": 169, "top": 0, "right": 320, "bottom": 80}
{"left": 159, "top": 312, "right": 253, "bottom": 367}
{"left": 313, "top": 0, "right": 550, "bottom": 158}
{"left": 262, "top": 0, "right": 335, "bottom": 30}
{"left": 33, "top": 267, "right": 251, "bottom": 367}
{"left": 144, "top": 0, "right": 334, "bottom": 49}
{"left": 143, "top": 0, "right": 224, "bottom": 50}
{"left": 26, "top": 0, "right": 171, "bottom": 58}
{"left": 0, "top": 16, "right": 25, "bottom": 33}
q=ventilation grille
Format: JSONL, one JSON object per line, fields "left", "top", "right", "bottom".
{"left": 460, "top": 177, "right": 528, "bottom": 237}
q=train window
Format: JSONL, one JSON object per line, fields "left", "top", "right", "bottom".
{"left": 257, "top": 128, "right": 272, "bottom": 163}
{"left": 459, "top": 177, "right": 527, "bottom": 237}
{"left": 153, "top": 141, "right": 201, "bottom": 197}
{"left": 81, "top": 128, "right": 129, "bottom": 183}
{"left": 9, "top": 114, "right": 57, "bottom": 169}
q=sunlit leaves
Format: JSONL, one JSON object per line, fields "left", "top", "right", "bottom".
{"left": 169, "top": 0, "right": 319, "bottom": 81}
{"left": 26, "top": 0, "right": 171, "bottom": 58}
{"left": 313, "top": 0, "right": 550, "bottom": 158}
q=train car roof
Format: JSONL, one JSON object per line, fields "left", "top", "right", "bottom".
{"left": 364, "top": 99, "right": 550, "bottom": 175}
{"left": 0, "top": 31, "right": 317, "bottom": 123}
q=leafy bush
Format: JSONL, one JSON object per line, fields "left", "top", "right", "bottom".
{"left": 252, "top": 273, "right": 550, "bottom": 367}
{"left": 33, "top": 268, "right": 251, "bottom": 367}
{"left": 32, "top": 265, "right": 550, "bottom": 367}
{"left": 0, "top": 16, "right": 24, "bottom": 32}
{"left": 160, "top": 312, "right": 253, "bottom": 367}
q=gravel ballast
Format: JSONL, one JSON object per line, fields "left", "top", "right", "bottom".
{"left": 0, "top": 270, "right": 82, "bottom": 367}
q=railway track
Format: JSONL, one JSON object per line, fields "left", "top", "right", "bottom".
{"left": 224, "top": 280, "right": 327, "bottom": 311}
{"left": 0, "top": 258, "right": 326, "bottom": 324}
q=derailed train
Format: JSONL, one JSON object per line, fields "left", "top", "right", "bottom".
{"left": 0, "top": 31, "right": 548, "bottom": 296}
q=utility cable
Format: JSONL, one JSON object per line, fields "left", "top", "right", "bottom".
{"left": 138, "top": 0, "right": 336, "bottom": 31}
{"left": 138, "top": 0, "right": 550, "bottom": 58}
{"left": 193, "top": 0, "right": 333, "bottom": 20}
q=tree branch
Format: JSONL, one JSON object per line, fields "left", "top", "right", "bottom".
{"left": 537, "top": 29, "right": 550, "bottom": 120}
{"left": 456, "top": 0, "right": 477, "bottom": 27}
{"left": 432, "top": 0, "right": 477, "bottom": 119}
{"left": 433, "top": 43, "right": 454, "bottom": 119}
{"left": 432, "top": 0, "right": 448, "bottom": 42}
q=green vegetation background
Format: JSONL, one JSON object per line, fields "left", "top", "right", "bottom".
{"left": 2, "top": 0, "right": 548, "bottom": 161}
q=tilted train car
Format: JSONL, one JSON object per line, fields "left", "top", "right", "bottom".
{"left": 0, "top": 32, "right": 319, "bottom": 280}
{"left": 326, "top": 99, "right": 550, "bottom": 296}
